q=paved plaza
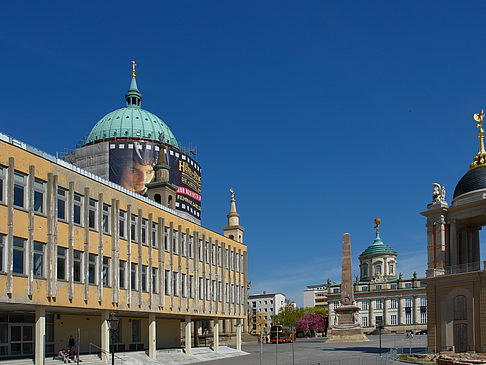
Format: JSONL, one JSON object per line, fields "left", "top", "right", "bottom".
{"left": 201, "top": 334, "right": 427, "bottom": 365}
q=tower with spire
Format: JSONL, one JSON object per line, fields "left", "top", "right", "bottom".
{"left": 222, "top": 189, "right": 245, "bottom": 243}
{"left": 146, "top": 145, "right": 178, "bottom": 209}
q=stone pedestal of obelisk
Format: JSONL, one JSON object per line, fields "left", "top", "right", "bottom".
{"left": 327, "top": 233, "right": 368, "bottom": 342}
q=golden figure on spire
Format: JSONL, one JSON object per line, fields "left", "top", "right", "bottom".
{"left": 374, "top": 217, "right": 381, "bottom": 233}
{"left": 230, "top": 188, "right": 235, "bottom": 200}
{"left": 469, "top": 109, "right": 486, "bottom": 170}
{"left": 131, "top": 60, "right": 136, "bottom": 77}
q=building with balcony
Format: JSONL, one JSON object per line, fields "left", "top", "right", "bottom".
{"left": 421, "top": 111, "right": 486, "bottom": 353}
{"left": 303, "top": 284, "right": 328, "bottom": 308}
{"left": 247, "top": 292, "right": 286, "bottom": 335}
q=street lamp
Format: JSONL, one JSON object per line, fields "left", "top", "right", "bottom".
{"left": 106, "top": 313, "right": 119, "bottom": 365}
{"left": 376, "top": 319, "right": 384, "bottom": 356}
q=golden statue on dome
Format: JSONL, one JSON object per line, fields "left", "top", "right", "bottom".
{"left": 470, "top": 109, "right": 486, "bottom": 170}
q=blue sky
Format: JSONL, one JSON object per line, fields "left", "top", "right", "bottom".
{"left": 1, "top": 1, "right": 486, "bottom": 305}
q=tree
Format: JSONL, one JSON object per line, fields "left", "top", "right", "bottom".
{"left": 272, "top": 300, "right": 302, "bottom": 327}
{"left": 296, "top": 313, "right": 327, "bottom": 337}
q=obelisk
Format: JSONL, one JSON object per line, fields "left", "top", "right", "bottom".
{"left": 327, "top": 233, "right": 368, "bottom": 342}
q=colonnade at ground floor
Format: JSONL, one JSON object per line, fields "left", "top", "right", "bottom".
{"left": 0, "top": 305, "right": 243, "bottom": 365}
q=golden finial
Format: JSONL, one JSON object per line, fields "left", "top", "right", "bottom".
{"left": 131, "top": 60, "right": 136, "bottom": 77}
{"left": 230, "top": 188, "right": 235, "bottom": 200}
{"left": 374, "top": 217, "right": 381, "bottom": 233}
{"left": 469, "top": 109, "right": 486, "bottom": 170}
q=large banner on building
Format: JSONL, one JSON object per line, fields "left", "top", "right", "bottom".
{"left": 109, "top": 141, "right": 202, "bottom": 220}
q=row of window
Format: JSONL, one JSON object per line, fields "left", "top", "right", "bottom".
{"left": 0, "top": 168, "right": 244, "bottom": 273}
{"left": 0, "top": 235, "right": 245, "bottom": 304}
{"left": 360, "top": 312, "right": 427, "bottom": 327}
{"left": 332, "top": 296, "right": 427, "bottom": 311}
{"left": 361, "top": 262, "right": 395, "bottom": 277}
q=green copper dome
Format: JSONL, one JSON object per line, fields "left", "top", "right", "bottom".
{"left": 359, "top": 232, "right": 397, "bottom": 257}
{"left": 84, "top": 70, "right": 178, "bottom": 148}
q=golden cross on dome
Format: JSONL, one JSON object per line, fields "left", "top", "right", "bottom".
{"left": 131, "top": 60, "right": 136, "bottom": 77}
{"left": 470, "top": 109, "right": 486, "bottom": 170}
{"left": 374, "top": 217, "right": 381, "bottom": 233}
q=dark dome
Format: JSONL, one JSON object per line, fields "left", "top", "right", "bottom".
{"left": 453, "top": 165, "right": 486, "bottom": 198}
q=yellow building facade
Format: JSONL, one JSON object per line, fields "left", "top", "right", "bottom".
{"left": 0, "top": 133, "right": 247, "bottom": 363}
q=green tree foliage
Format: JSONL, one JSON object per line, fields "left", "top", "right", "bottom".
{"left": 272, "top": 300, "right": 328, "bottom": 327}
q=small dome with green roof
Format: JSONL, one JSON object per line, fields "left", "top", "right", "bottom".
{"left": 84, "top": 61, "right": 178, "bottom": 148}
{"left": 359, "top": 231, "right": 397, "bottom": 257}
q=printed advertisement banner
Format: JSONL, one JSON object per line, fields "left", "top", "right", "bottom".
{"left": 109, "top": 141, "right": 202, "bottom": 219}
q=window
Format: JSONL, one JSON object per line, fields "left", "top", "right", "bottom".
{"left": 165, "top": 270, "right": 171, "bottom": 295}
{"left": 218, "top": 246, "right": 222, "bottom": 267}
{"left": 119, "top": 260, "right": 126, "bottom": 289}
{"left": 33, "top": 178, "right": 46, "bottom": 214}
{"left": 132, "top": 320, "right": 140, "bottom": 342}
{"left": 361, "top": 300, "right": 368, "bottom": 310}
{"left": 405, "top": 297, "right": 413, "bottom": 307}
{"left": 205, "top": 243, "right": 210, "bottom": 263}
{"left": 376, "top": 285, "right": 382, "bottom": 290}
{"left": 88, "top": 253, "right": 97, "bottom": 284}
{"left": 332, "top": 301, "right": 339, "bottom": 310}
{"left": 420, "top": 311, "right": 427, "bottom": 324}
{"left": 130, "top": 214, "right": 138, "bottom": 242}
{"left": 88, "top": 199, "right": 97, "bottom": 230}
{"left": 390, "top": 283, "right": 397, "bottom": 289}
{"left": 362, "top": 316, "right": 368, "bottom": 327}
{"left": 388, "top": 263, "right": 394, "bottom": 274}
{"left": 73, "top": 193, "right": 83, "bottom": 225}
{"left": 189, "top": 275, "right": 194, "bottom": 298}
{"left": 199, "top": 240, "right": 203, "bottom": 261}
{"left": 57, "top": 247, "right": 67, "bottom": 280}
{"left": 119, "top": 211, "right": 126, "bottom": 239}
{"left": 13, "top": 171, "right": 26, "bottom": 208}
{"left": 333, "top": 288, "right": 339, "bottom": 293}
{"left": 152, "top": 222, "right": 158, "bottom": 248}
{"left": 141, "top": 265, "right": 148, "bottom": 292}
{"left": 231, "top": 250, "right": 234, "bottom": 269}
{"left": 375, "top": 299, "right": 383, "bottom": 309}
{"left": 375, "top": 264, "right": 382, "bottom": 275}
{"left": 141, "top": 219, "right": 148, "bottom": 245}
{"left": 405, "top": 282, "right": 412, "bottom": 288}
{"left": 236, "top": 253, "right": 239, "bottom": 271}
{"left": 420, "top": 296, "right": 427, "bottom": 307}
{"left": 225, "top": 249, "right": 229, "bottom": 268}
{"left": 206, "top": 279, "right": 210, "bottom": 300}
{"left": 189, "top": 236, "right": 194, "bottom": 258}
{"left": 361, "top": 286, "right": 369, "bottom": 291}
{"left": 33, "top": 241, "right": 45, "bottom": 277}
{"left": 182, "top": 273, "right": 187, "bottom": 297}
{"left": 102, "top": 204, "right": 110, "bottom": 234}
{"left": 102, "top": 257, "right": 110, "bottom": 287}
{"left": 13, "top": 237, "right": 25, "bottom": 274}
{"left": 211, "top": 244, "right": 216, "bottom": 264}
{"left": 181, "top": 233, "right": 186, "bottom": 257}
{"left": 173, "top": 231, "right": 178, "bottom": 254}
{"left": 0, "top": 234, "right": 4, "bottom": 271}
{"left": 173, "top": 272, "right": 179, "bottom": 296}
{"left": 362, "top": 263, "right": 368, "bottom": 277}
{"left": 73, "top": 250, "right": 83, "bottom": 283}
{"left": 225, "top": 283, "right": 229, "bottom": 302}
{"left": 231, "top": 283, "right": 234, "bottom": 303}
{"left": 131, "top": 263, "right": 138, "bottom": 290}
{"left": 212, "top": 280, "right": 217, "bottom": 300}
{"left": 241, "top": 255, "right": 244, "bottom": 272}
{"left": 0, "top": 166, "right": 5, "bottom": 203}
{"left": 218, "top": 281, "right": 222, "bottom": 301}
{"left": 390, "top": 298, "right": 398, "bottom": 309}
{"left": 199, "top": 278, "right": 204, "bottom": 300}
{"left": 454, "top": 295, "right": 467, "bottom": 320}
{"left": 391, "top": 315, "right": 397, "bottom": 325}
{"left": 405, "top": 312, "right": 412, "bottom": 324}
{"left": 164, "top": 227, "right": 169, "bottom": 251}
{"left": 57, "top": 187, "right": 67, "bottom": 220}
{"left": 152, "top": 267, "right": 158, "bottom": 293}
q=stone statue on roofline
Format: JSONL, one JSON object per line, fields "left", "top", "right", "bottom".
{"left": 432, "top": 183, "right": 446, "bottom": 204}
